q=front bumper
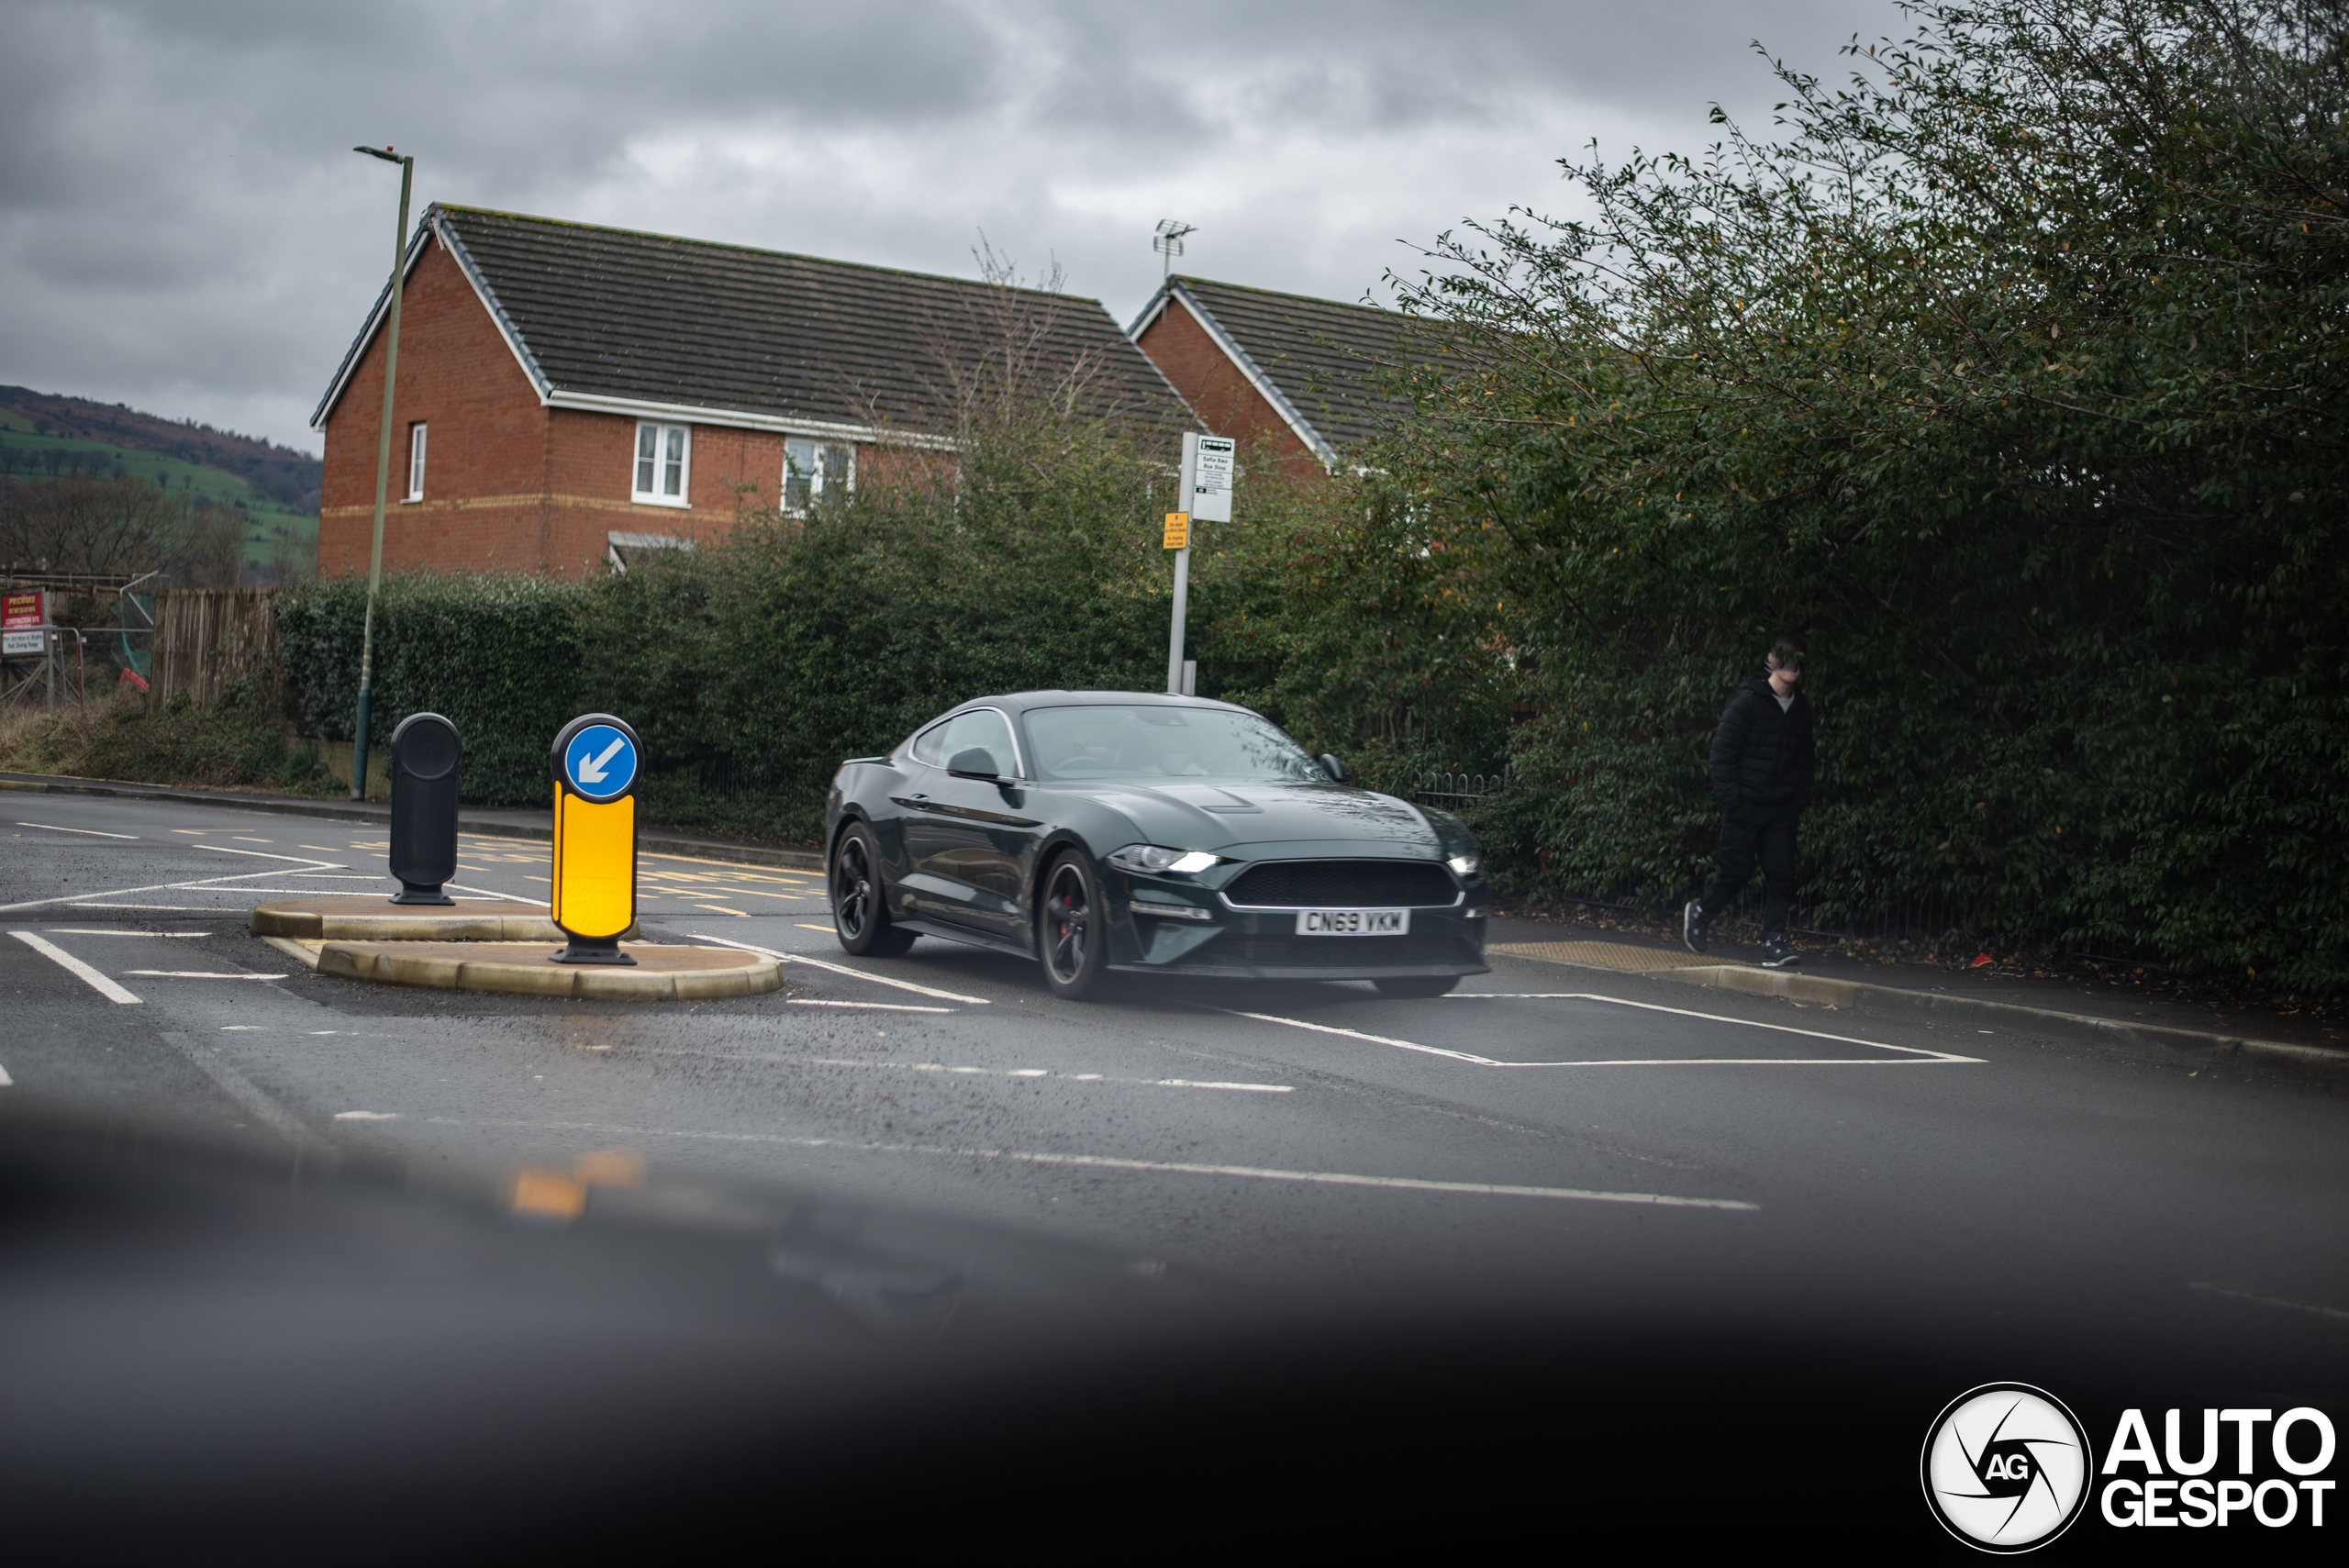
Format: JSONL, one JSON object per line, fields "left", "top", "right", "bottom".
{"left": 1107, "top": 884, "right": 1489, "bottom": 981}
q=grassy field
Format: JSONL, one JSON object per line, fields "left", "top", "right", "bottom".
{"left": 0, "top": 410, "right": 316, "bottom": 581}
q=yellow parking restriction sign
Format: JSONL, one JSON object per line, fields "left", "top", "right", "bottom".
{"left": 1163, "top": 511, "right": 1190, "bottom": 550}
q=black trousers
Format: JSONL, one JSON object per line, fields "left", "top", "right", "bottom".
{"left": 1700, "top": 803, "right": 1800, "bottom": 941}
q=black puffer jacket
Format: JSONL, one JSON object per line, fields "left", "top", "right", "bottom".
{"left": 1709, "top": 672, "right": 1815, "bottom": 815}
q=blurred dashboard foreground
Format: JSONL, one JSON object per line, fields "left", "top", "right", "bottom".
{"left": 0, "top": 1109, "right": 2337, "bottom": 1562}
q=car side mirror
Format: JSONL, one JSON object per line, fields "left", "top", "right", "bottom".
{"left": 946, "top": 748, "right": 1005, "bottom": 781}
{"left": 1319, "top": 753, "right": 1352, "bottom": 784}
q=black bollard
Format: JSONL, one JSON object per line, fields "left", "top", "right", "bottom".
{"left": 388, "top": 712, "right": 462, "bottom": 906}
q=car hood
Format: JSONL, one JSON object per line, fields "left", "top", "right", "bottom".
{"left": 1077, "top": 781, "right": 1449, "bottom": 855}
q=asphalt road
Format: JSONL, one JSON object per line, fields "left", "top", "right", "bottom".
{"left": 5, "top": 790, "right": 2345, "bottom": 1340}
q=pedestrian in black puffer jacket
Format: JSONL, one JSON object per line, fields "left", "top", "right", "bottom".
{"left": 1683, "top": 639, "right": 1813, "bottom": 968}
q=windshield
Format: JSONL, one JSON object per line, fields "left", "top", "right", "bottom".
{"left": 1021, "top": 705, "right": 1324, "bottom": 784}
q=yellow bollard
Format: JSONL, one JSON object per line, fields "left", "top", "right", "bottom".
{"left": 549, "top": 713, "right": 640, "bottom": 965}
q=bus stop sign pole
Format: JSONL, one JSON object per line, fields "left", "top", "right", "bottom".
{"left": 1165, "top": 432, "right": 1234, "bottom": 695}
{"left": 549, "top": 713, "right": 641, "bottom": 965}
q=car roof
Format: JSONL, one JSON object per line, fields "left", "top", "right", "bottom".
{"left": 950, "top": 690, "right": 1257, "bottom": 717}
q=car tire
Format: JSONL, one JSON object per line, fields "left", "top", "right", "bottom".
{"left": 1037, "top": 850, "right": 1108, "bottom": 1000}
{"left": 1374, "top": 974, "right": 1459, "bottom": 998}
{"left": 832, "top": 824, "right": 915, "bottom": 957}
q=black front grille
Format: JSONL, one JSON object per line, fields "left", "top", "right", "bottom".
{"left": 1223, "top": 859, "right": 1456, "bottom": 908}
{"left": 1199, "top": 934, "right": 1474, "bottom": 966}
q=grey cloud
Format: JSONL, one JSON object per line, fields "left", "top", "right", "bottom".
{"left": 0, "top": 0, "right": 1896, "bottom": 449}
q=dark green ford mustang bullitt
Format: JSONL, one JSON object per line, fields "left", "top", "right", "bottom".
{"left": 824, "top": 691, "right": 1491, "bottom": 1000}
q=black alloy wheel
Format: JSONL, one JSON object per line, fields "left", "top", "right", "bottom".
{"left": 1374, "top": 974, "right": 1460, "bottom": 998}
{"left": 833, "top": 825, "right": 915, "bottom": 957}
{"left": 1038, "top": 851, "right": 1107, "bottom": 999}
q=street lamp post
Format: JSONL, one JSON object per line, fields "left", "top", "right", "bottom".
{"left": 350, "top": 144, "right": 413, "bottom": 800}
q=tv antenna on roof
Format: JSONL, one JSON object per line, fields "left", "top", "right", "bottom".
{"left": 1152, "top": 219, "right": 1197, "bottom": 278}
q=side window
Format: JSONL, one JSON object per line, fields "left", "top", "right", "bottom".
{"left": 909, "top": 722, "right": 951, "bottom": 765}
{"left": 632, "top": 422, "right": 691, "bottom": 506}
{"left": 936, "top": 709, "right": 1018, "bottom": 777}
{"left": 784, "top": 438, "right": 852, "bottom": 513}
{"left": 406, "top": 422, "right": 427, "bottom": 501}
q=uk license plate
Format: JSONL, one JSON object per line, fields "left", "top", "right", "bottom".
{"left": 1296, "top": 908, "right": 1409, "bottom": 936}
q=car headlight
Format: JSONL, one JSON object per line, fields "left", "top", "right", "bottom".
{"left": 1447, "top": 853, "right": 1483, "bottom": 878}
{"left": 1108, "top": 844, "right": 1223, "bottom": 875}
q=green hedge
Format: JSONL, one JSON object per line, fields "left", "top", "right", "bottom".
{"left": 1377, "top": 0, "right": 2349, "bottom": 990}
{"left": 264, "top": 417, "right": 1503, "bottom": 836}
{"left": 275, "top": 572, "right": 586, "bottom": 806}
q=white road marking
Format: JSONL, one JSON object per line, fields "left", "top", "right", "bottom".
{"left": 0, "top": 1062, "right": 11, "bottom": 1085}
{"left": 0, "top": 860, "right": 351, "bottom": 914}
{"left": 689, "top": 934, "right": 992, "bottom": 1004}
{"left": 158, "top": 1030, "right": 328, "bottom": 1151}
{"left": 446, "top": 883, "right": 549, "bottom": 906}
{"left": 162, "top": 888, "right": 390, "bottom": 895}
{"left": 439, "top": 1117, "right": 1753, "bottom": 1209}
{"left": 10, "top": 929, "right": 142, "bottom": 1004}
{"left": 123, "top": 971, "right": 288, "bottom": 980}
{"left": 1225, "top": 1010, "right": 1500, "bottom": 1064}
{"left": 787, "top": 999, "right": 953, "bottom": 1014}
{"left": 196, "top": 844, "right": 346, "bottom": 864}
{"left": 17, "top": 821, "right": 138, "bottom": 839}
{"left": 66, "top": 903, "right": 246, "bottom": 912}
{"left": 45, "top": 929, "right": 207, "bottom": 937}
{"left": 2187, "top": 1280, "right": 2349, "bottom": 1323}
{"left": 803, "top": 1059, "right": 1294, "bottom": 1093}
{"left": 1230, "top": 994, "right": 1984, "bottom": 1067}
{"left": 334, "top": 1111, "right": 401, "bottom": 1121}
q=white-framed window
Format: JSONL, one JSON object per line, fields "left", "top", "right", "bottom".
{"left": 405, "top": 422, "right": 427, "bottom": 502}
{"left": 784, "top": 437, "right": 852, "bottom": 512}
{"left": 633, "top": 421, "right": 692, "bottom": 506}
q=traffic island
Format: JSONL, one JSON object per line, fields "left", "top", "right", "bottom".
{"left": 310, "top": 940, "right": 784, "bottom": 1000}
{"left": 251, "top": 896, "right": 572, "bottom": 943}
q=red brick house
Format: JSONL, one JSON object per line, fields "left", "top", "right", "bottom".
{"left": 1127, "top": 275, "right": 1438, "bottom": 481}
{"left": 313, "top": 206, "right": 1194, "bottom": 576}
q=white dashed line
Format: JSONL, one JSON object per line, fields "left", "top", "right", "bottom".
{"left": 45, "top": 929, "right": 207, "bottom": 937}
{"left": 122, "top": 971, "right": 288, "bottom": 980}
{"left": 438, "top": 1117, "right": 1753, "bottom": 1209}
{"left": 787, "top": 999, "right": 953, "bottom": 1014}
{"left": 807, "top": 1060, "right": 1292, "bottom": 1093}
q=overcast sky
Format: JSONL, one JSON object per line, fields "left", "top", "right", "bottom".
{"left": 0, "top": 0, "right": 1897, "bottom": 453}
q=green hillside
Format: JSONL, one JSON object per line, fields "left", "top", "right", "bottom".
{"left": 0, "top": 404, "right": 317, "bottom": 584}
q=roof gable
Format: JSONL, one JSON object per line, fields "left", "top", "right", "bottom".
{"left": 1132, "top": 276, "right": 1443, "bottom": 461}
{"left": 316, "top": 206, "right": 1195, "bottom": 440}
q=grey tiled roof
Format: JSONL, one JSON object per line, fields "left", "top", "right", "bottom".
{"left": 323, "top": 206, "right": 1194, "bottom": 438}
{"left": 1154, "top": 275, "right": 1447, "bottom": 457}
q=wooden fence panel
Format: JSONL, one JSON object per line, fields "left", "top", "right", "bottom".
{"left": 150, "top": 588, "right": 279, "bottom": 707}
